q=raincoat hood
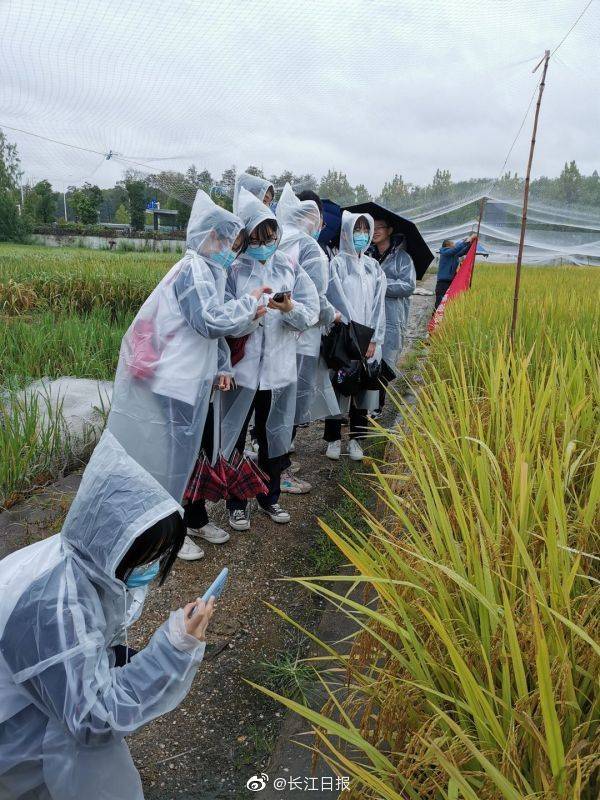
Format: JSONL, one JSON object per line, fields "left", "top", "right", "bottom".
{"left": 233, "top": 172, "right": 274, "bottom": 214}
{"left": 61, "top": 431, "right": 182, "bottom": 586}
{"left": 339, "top": 209, "right": 374, "bottom": 259}
{"left": 237, "top": 187, "right": 282, "bottom": 244}
{"left": 186, "top": 189, "right": 244, "bottom": 259}
{"left": 276, "top": 182, "right": 320, "bottom": 238}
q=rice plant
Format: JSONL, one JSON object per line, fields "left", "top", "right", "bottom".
{"left": 254, "top": 264, "right": 600, "bottom": 799}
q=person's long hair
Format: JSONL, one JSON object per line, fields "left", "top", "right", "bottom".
{"left": 115, "top": 511, "right": 185, "bottom": 586}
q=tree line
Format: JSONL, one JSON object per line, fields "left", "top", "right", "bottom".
{"left": 1, "top": 129, "right": 599, "bottom": 242}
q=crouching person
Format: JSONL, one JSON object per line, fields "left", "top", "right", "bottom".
{"left": 0, "top": 432, "right": 215, "bottom": 800}
{"left": 221, "top": 189, "right": 319, "bottom": 531}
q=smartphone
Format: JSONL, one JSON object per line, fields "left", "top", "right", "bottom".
{"left": 272, "top": 291, "right": 291, "bottom": 303}
{"left": 201, "top": 567, "right": 229, "bottom": 603}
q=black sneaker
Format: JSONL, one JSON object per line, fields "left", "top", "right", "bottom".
{"left": 259, "top": 503, "right": 291, "bottom": 524}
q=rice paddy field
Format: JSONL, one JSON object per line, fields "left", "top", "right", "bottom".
{"left": 0, "top": 244, "right": 173, "bottom": 507}
{"left": 262, "top": 264, "right": 600, "bottom": 799}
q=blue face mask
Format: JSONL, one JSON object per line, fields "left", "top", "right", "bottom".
{"left": 125, "top": 560, "right": 160, "bottom": 589}
{"left": 311, "top": 229, "right": 321, "bottom": 240}
{"left": 211, "top": 248, "right": 237, "bottom": 269}
{"left": 246, "top": 242, "right": 277, "bottom": 261}
{"left": 353, "top": 232, "right": 370, "bottom": 253}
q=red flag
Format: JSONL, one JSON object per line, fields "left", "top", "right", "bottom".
{"left": 428, "top": 238, "right": 477, "bottom": 334}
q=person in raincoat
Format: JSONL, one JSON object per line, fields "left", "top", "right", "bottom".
{"left": 232, "top": 171, "right": 275, "bottom": 214}
{"left": 107, "top": 190, "right": 268, "bottom": 511}
{"left": 323, "top": 212, "right": 386, "bottom": 462}
{"left": 0, "top": 431, "right": 215, "bottom": 800}
{"left": 220, "top": 188, "right": 319, "bottom": 531}
{"left": 275, "top": 183, "right": 340, "bottom": 495}
{"left": 367, "top": 216, "right": 417, "bottom": 414}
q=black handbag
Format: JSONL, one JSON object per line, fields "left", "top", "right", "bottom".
{"left": 333, "top": 361, "right": 364, "bottom": 396}
{"left": 363, "top": 360, "right": 382, "bottom": 390}
{"left": 321, "top": 320, "right": 375, "bottom": 370}
{"left": 380, "top": 359, "right": 396, "bottom": 383}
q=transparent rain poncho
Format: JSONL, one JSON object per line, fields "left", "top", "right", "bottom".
{"left": 107, "top": 189, "right": 259, "bottom": 502}
{"left": 275, "top": 183, "right": 338, "bottom": 424}
{"left": 369, "top": 239, "right": 416, "bottom": 368}
{"left": 220, "top": 189, "right": 319, "bottom": 458}
{"left": 232, "top": 172, "right": 275, "bottom": 215}
{"left": 0, "top": 432, "right": 205, "bottom": 800}
{"left": 326, "top": 211, "right": 387, "bottom": 412}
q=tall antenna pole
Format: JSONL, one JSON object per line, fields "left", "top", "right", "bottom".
{"left": 469, "top": 195, "right": 487, "bottom": 288}
{"left": 510, "top": 50, "right": 550, "bottom": 345}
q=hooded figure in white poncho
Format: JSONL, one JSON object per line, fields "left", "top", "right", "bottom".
{"left": 323, "top": 211, "right": 387, "bottom": 457}
{"left": 107, "top": 190, "right": 261, "bottom": 503}
{"left": 220, "top": 188, "right": 319, "bottom": 523}
{"left": 275, "top": 184, "right": 340, "bottom": 426}
{"left": 0, "top": 432, "right": 212, "bottom": 800}
{"left": 232, "top": 172, "right": 275, "bottom": 215}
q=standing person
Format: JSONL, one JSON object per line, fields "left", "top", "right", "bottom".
{"left": 323, "top": 212, "right": 386, "bottom": 461}
{"left": 221, "top": 189, "right": 319, "bottom": 530}
{"left": 0, "top": 432, "right": 215, "bottom": 800}
{"left": 233, "top": 172, "right": 275, "bottom": 214}
{"left": 107, "top": 190, "right": 268, "bottom": 504}
{"left": 275, "top": 183, "right": 339, "bottom": 494}
{"left": 435, "top": 235, "right": 476, "bottom": 309}
{"left": 368, "top": 216, "right": 416, "bottom": 414}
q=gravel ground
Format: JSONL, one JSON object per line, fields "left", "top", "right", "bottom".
{"left": 0, "top": 275, "right": 436, "bottom": 799}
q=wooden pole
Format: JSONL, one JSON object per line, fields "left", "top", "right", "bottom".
{"left": 510, "top": 50, "right": 550, "bottom": 345}
{"left": 469, "top": 196, "right": 487, "bottom": 288}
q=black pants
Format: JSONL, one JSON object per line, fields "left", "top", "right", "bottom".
{"left": 323, "top": 405, "right": 368, "bottom": 442}
{"left": 182, "top": 403, "right": 215, "bottom": 530}
{"left": 434, "top": 279, "right": 452, "bottom": 310}
{"left": 378, "top": 362, "right": 393, "bottom": 411}
{"left": 227, "top": 390, "right": 290, "bottom": 511}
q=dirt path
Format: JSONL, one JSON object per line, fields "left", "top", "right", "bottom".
{"left": 0, "top": 276, "right": 436, "bottom": 799}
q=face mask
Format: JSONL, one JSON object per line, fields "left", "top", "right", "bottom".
{"left": 125, "top": 560, "right": 160, "bottom": 589}
{"left": 210, "top": 248, "right": 237, "bottom": 269}
{"left": 246, "top": 242, "right": 277, "bottom": 261}
{"left": 311, "top": 229, "right": 321, "bottom": 240}
{"left": 353, "top": 232, "right": 370, "bottom": 253}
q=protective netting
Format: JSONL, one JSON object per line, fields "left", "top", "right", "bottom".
{"left": 1, "top": 1, "right": 599, "bottom": 263}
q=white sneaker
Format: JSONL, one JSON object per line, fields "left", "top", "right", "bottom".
{"left": 280, "top": 470, "right": 312, "bottom": 495}
{"left": 177, "top": 535, "right": 205, "bottom": 561}
{"left": 229, "top": 508, "right": 251, "bottom": 531}
{"left": 348, "top": 439, "right": 364, "bottom": 461}
{"left": 259, "top": 503, "right": 291, "bottom": 524}
{"left": 190, "top": 523, "right": 230, "bottom": 544}
{"left": 326, "top": 440, "right": 341, "bottom": 460}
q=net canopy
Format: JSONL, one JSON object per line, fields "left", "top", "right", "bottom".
{"left": 1, "top": 0, "right": 599, "bottom": 264}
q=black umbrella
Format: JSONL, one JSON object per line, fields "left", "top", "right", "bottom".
{"left": 344, "top": 201, "right": 433, "bottom": 279}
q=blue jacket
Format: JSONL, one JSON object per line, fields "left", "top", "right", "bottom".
{"left": 437, "top": 239, "right": 470, "bottom": 282}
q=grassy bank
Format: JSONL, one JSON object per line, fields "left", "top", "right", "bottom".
{"left": 262, "top": 264, "right": 600, "bottom": 799}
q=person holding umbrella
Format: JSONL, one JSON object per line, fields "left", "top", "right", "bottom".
{"left": 368, "top": 213, "right": 416, "bottom": 414}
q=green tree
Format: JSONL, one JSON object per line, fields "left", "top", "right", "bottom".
{"left": 557, "top": 160, "right": 582, "bottom": 204}
{"left": 378, "top": 174, "right": 411, "bottom": 209}
{"left": 354, "top": 183, "right": 372, "bottom": 203}
{"left": 245, "top": 165, "right": 265, "bottom": 178}
{"left": 115, "top": 203, "right": 130, "bottom": 224}
{"left": 124, "top": 179, "right": 148, "bottom": 230}
{"left": 23, "top": 180, "right": 56, "bottom": 223}
{"left": 69, "top": 183, "right": 103, "bottom": 224}
{"left": 0, "top": 129, "right": 21, "bottom": 191}
{"left": 431, "top": 168, "right": 452, "bottom": 197}
{"left": 0, "top": 131, "right": 29, "bottom": 242}
{"left": 318, "top": 169, "right": 355, "bottom": 206}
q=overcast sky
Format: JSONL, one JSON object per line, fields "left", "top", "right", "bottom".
{"left": 1, "top": 0, "right": 599, "bottom": 197}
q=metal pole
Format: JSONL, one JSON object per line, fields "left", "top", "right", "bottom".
{"left": 469, "top": 196, "right": 487, "bottom": 288}
{"left": 63, "top": 191, "right": 68, "bottom": 221}
{"left": 510, "top": 50, "right": 550, "bottom": 345}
